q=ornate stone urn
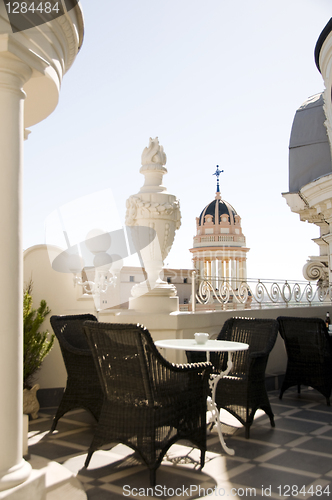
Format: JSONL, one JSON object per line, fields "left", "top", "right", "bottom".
{"left": 23, "top": 384, "right": 40, "bottom": 420}
{"left": 125, "top": 137, "right": 181, "bottom": 312}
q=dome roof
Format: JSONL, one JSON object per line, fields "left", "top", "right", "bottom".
{"left": 191, "top": 167, "right": 247, "bottom": 254}
{"left": 289, "top": 92, "right": 332, "bottom": 193}
{"left": 198, "top": 197, "right": 237, "bottom": 226}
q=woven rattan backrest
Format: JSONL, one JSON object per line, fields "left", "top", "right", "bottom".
{"left": 277, "top": 316, "right": 331, "bottom": 362}
{"left": 216, "top": 317, "right": 278, "bottom": 374}
{"left": 83, "top": 322, "right": 158, "bottom": 404}
{"left": 50, "top": 314, "right": 98, "bottom": 351}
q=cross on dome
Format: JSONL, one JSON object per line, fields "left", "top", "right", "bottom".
{"left": 213, "top": 165, "right": 224, "bottom": 196}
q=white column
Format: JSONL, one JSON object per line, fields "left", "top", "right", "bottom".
{"left": 218, "top": 259, "right": 223, "bottom": 280}
{"left": 239, "top": 257, "right": 247, "bottom": 280}
{"left": 0, "top": 55, "right": 32, "bottom": 491}
{"left": 231, "top": 258, "right": 236, "bottom": 288}
{"left": 225, "top": 259, "right": 229, "bottom": 281}
{"left": 217, "top": 259, "right": 223, "bottom": 289}
{"left": 211, "top": 259, "right": 216, "bottom": 279}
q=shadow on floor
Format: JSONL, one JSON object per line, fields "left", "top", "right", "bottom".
{"left": 28, "top": 388, "right": 332, "bottom": 499}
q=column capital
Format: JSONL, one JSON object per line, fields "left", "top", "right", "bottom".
{"left": 322, "top": 233, "right": 332, "bottom": 245}
{"left": 0, "top": 34, "right": 46, "bottom": 74}
{"left": 0, "top": 54, "right": 32, "bottom": 96}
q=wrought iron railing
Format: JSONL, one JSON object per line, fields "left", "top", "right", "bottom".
{"left": 190, "top": 271, "right": 332, "bottom": 312}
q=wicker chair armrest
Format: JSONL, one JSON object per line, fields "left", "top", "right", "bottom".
{"left": 150, "top": 359, "right": 213, "bottom": 395}
{"left": 153, "top": 341, "right": 212, "bottom": 373}
{"left": 171, "top": 361, "right": 213, "bottom": 373}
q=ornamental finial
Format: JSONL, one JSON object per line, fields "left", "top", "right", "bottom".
{"left": 213, "top": 165, "right": 224, "bottom": 194}
{"left": 141, "top": 137, "right": 167, "bottom": 166}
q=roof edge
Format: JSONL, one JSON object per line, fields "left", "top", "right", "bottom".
{"left": 315, "top": 18, "right": 332, "bottom": 73}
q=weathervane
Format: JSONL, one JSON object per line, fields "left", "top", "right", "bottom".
{"left": 213, "top": 165, "right": 224, "bottom": 193}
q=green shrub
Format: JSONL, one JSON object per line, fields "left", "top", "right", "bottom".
{"left": 23, "top": 281, "right": 54, "bottom": 389}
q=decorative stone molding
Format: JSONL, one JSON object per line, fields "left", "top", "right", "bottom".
{"left": 126, "top": 196, "right": 181, "bottom": 231}
{"left": 55, "top": 6, "right": 84, "bottom": 70}
{"left": 303, "top": 258, "right": 329, "bottom": 285}
{"left": 283, "top": 176, "right": 332, "bottom": 284}
{"left": 141, "top": 136, "right": 167, "bottom": 166}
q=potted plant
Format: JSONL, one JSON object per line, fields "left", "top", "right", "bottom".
{"left": 23, "top": 280, "right": 54, "bottom": 418}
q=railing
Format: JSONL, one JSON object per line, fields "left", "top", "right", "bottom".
{"left": 194, "top": 235, "right": 245, "bottom": 244}
{"left": 190, "top": 271, "right": 332, "bottom": 312}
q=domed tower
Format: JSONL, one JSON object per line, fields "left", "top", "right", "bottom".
{"left": 190, "top": 167, "right": 249, "bottom": 287}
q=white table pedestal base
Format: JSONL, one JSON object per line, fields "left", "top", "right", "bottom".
{"left": 154, "top": 339, "right": 248, "bottom": 456}
{"left": 206, "top": 352, "right": 235, "bottom": 455}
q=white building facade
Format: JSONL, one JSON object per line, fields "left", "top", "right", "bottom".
{"left": 283, "top": 19, "right": 332, "bottom": 288}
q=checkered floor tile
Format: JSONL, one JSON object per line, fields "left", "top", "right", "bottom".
{"left": 28, "top": 388, "right": 332, "bottom": 499}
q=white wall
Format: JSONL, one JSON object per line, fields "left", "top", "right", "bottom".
{"left": 24, "top": 245, "right": 95, "bottom": 388}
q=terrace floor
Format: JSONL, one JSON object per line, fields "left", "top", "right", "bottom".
{"left": 28, "top": 388, "right": 332, "bottom": 499}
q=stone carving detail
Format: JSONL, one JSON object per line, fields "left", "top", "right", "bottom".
{"left": 125, "top": 196, "right": 181, "bottom": 260}
{"left": 126, "top": 196, "right": 181, "bottom": 229}
{"left": 303, "top": 258, "right": 329, "bottom": 286}
{"left": 141, "top": 137, "right": 166, "bottom": 166}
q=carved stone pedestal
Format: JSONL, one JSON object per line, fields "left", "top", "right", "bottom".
{"left": 125, "top": 138, "right": 181, "bottom": 314}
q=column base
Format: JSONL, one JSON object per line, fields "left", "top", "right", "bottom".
{"left": 0, "top": 455, "right": 87, "bottom": 499}
{"left": 0, "top": 460, "right": 32, "bottom": 496}
{"left": 0, "top": 470, "right": 45, "bottom": 500}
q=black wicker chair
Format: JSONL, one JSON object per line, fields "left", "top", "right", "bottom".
{"left": 50, "top": 314, "right": 104, "bottom": 432}
{"left": 187, "top": 317, "right": 278, "bottom": 438}
{"left": 83, "top": 321, "right": 212, "bottom": 486}
{"left": 277, "top": 316, "right": 332, "bottom": 405}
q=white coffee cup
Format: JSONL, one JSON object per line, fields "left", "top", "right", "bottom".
{"left": 194, "top": 332, "right": 209, "bottom": 344}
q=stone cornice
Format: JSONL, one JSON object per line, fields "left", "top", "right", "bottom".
{"left": 53, "top": 3, "right": 84, "bottom": 72}
{"left": 301, "top": 174, "right": 332, "bottom": 207}
{"left": 0, "top": 4, "right": 84, "bottom": 127}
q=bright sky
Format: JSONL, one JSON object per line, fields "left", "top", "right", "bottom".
{"left": 23, "top": 0, "right": 332, "bottom": 281}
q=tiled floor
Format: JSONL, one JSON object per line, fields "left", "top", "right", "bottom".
{"left": 28, "top": 388, "right": 332, "bottom": 499}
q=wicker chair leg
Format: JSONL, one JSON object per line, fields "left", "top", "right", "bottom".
{"left": 200, "top": 450, "right": 205, "bottom": 469}
{"left": 50, "top": 417, "right": 58, "bottom": 432}
{"left": 150, "top": 469, "right": 156, "bottom": 487}
{"left": 84, "top": 451, "right": 93, "bottom": 468}
{"left": 297, "top": 384, "right": 301, "bottom": 394}
{"left": 326, "top": 397, "right": 330, "bottom": 406}
{"left": 245, "top": 425, "right": 250, "bottom": 439}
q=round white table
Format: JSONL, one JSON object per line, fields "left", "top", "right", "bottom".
{"left": 155, "top": 338, "right": 249, "bottom": 456}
